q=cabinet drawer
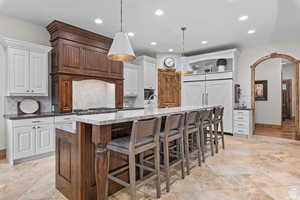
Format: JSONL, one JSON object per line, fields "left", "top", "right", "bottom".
{"left": 13, "top": 117, "right": 54, "bottom": 127}
{"left": 234, "top": 114, "right": 249, "bottom": 122}
{"left": 234, "top": 127, "right": 248, "bottom": 135}
{"left": 54, "top": 115, "right": 75, "bottom": 123}
{"left": 234, "top": 121, "right": 249, "bottom": 129}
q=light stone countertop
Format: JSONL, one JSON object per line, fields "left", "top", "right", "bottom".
{"left": 74, "top": 105, "right": 220, "bottom": 126}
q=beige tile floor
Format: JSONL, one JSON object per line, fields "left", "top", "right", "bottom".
{"left": 1, "top": 135, "right": 300, "bottom": 200}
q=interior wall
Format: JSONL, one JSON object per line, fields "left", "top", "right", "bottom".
{"left": 0, "top": 14, "right": 50, "bottom": 150}
{"left": 156, "top": 53, "right": 181, "bottom": 69}
{"left": 282, "top": 62, "right": 296, "bottom": 117}
{"left": 237, "top": 38, "right": 300, "bottom": 107}
{"left": 255, "top": 59, "right": 282, "bottom": 125}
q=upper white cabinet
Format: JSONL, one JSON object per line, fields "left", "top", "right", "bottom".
{"left": 133, "top": 56, "right": 157, "bottom": 90}
{"left": 124, "top": 63, "right": 139, "bottom": 97}
{"left": 144, "top": 62, "right": 156, "bottom": 89}
{"left": 1, "top": 37, "right": 51, "bottom": 96}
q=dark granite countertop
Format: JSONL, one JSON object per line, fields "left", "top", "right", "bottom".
{"left": 234, "top": 107, "right": 253, "bottom": 111}
{"left": 3, "top": 112, "right": 75, "bottom": 120}
{"left": 4, "top": 107, "right": 145, "bottom": 120}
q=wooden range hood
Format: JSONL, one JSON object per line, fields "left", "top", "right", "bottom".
{"left": 47, "top": 21, "right": 124, "bottom": 112}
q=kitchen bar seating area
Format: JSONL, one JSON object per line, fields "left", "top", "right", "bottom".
{"left": 55, "top": 105, "right": 225, "bottom": 200}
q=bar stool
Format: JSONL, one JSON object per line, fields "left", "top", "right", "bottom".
{"left": 139, "top": 114, "right": 185, "bottom": 193}
{"left": 159, "top": 113, "right": 185, "bottom": 192}
{"left": 184, "top": 111, "right": 202, "bottom": 175}
{"left": 213, "top": 107, "right": 225, "bottom": 153}
{"left": 199, "top": 109, "right": 215, "bottom": 161}
{"left": 105, "top": 118, "right": 162, "bottom": 200}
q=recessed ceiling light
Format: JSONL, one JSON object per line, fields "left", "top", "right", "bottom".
{"left": 248, "top": 29, "right": 256, "bottom": 34}
{"left": 168, "top": 49, "right": 174, "bottom": 52}
{"left": 94, "top": 18, "right": 103, "bottom": 24}
{"left": 239, "top": 15, "right": 249, "bottom": 21}
{"left": 201, "top": 41, "right": 208, "bottom": 44}
{"left": 155, "top": 9, "right": 164, "bottom": 16}
{"left": 151, "top": 42, "right": 157, "bottom": 46}
{"left": 127, "top": 32, "right": 135, "bottom": 37}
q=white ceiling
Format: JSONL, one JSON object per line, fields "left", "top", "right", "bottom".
{"left": 0, "top": 0, "right": 300, "bottom": 55}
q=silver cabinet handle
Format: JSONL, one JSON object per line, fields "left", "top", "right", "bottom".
{"left": 64, "top": 118, "right": 71, "bottom": 120}
{"left": 36, "top": 126, "right": 40, "bottom": 129}
{"left": 206, "top": 93, "right": 208, "bottom": 105}
{"left": 26, "top": 90, "right": 30, "bottom": 92}
{"left": 32, "top": 121, "right": 41, "bottom": 123}
{"left": 31, "top": 90, "right": 34, "bottom": 92}
{"left": 202, "top": 93, "right": 204, "bottom": 105}
{"left": 32, "top": 126, "right": 36, "bottom": 129}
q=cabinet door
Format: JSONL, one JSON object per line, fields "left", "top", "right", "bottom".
{"left": 124, "top": 64, "right": 138, "bottom": 96}
{"left": 29, "top": 52, "right": 48, "bottom": 94}
{"left": 144, "top": 62, "right": 156, "bottom": 89}
{"left": 36, "top": 124, "right": 54, "bottom": 154}
{"left": 158, "top": 70, "right": 180, "bottom": 108}
{"left": 111, "top": 61, "right": 123, "bottom": 78}
{"left": 207, "top": 80, "right": 233, "bottom": 133}
{"left": 13, "top": 126, "right": 35, "bottom": 159}
{"left": 8, "top": 48, "right": 29, "bottom": 94}
{"left": 181, "top": 81, "right": 205, "bottom": 106}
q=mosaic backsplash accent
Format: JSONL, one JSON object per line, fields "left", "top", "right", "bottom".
{"left": 5, "top": 96, "right": 52, "bottom": 114}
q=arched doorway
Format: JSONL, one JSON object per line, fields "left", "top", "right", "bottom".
{"left": 251, "top": 53, "right": 300, "bottom": 140}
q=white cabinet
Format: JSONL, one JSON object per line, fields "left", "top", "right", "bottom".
{"left": 2, "top": 37, "right": 51, "bottom": 96}
{"left": 144, "top": 62, "right": 156, "bottom": 89}
{"left": 29, "top": 52, "right": 48, "bottom": 94}
{"left": 233, "top": 110, "right": 253, "bottom": 138}
{"left": 36, "top": 124, "right": 54, "bottom": 154}
{"left": 206, "top": 80, "right": 233, "bottom": 133}
{"left": 8, "top": 48, "right": 30, "bottom": 94}
{"left": 6, "top": 117, "right": 55, "bottom": 164}
{"left": 182, "top": 81, "right": 205, "bottom": 106}
{"left": 182, "top": 72, "right": 234, "bottom": 133}
{"left": 124, "top": 63, "right": 139, "bottom": 97}
{"left": 13, "top": 126, "right": 35, "bottom": 160}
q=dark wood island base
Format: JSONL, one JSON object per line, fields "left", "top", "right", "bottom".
{"left": 56, "top": 122, "right": 132, "bottom": 200}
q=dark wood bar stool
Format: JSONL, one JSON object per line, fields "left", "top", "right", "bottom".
{"left": 184, "top": 111, "right": 202, "bottom": 175}
{"left": 213, "top": 107, "right": 225, "bottom": 153}
{"left": 199, "top": 109, "right": 215, "bottom": 161}
{"left": 105, "top": 118, "right": 162, "bottom": 200}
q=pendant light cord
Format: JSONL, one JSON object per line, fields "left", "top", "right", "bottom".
{"left": 120, "top": 0, "right": 123, "bottom": 32}
{"left": 181, "top": 27, "right": 186, "bottom": 57}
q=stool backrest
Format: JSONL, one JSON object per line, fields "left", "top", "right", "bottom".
{"left": 214, "top": 107, "right": 224, "bottom": 121}
{"left": 130, "top": 117, "right": 161, "bottom": 147}
{"left": 163, "top": 113, "right": 185, "bottom": 137}
{"left": 185, "top": 111, "right": 200, "bottom": 126}
{"left": 199, "top": 109, "right": 213, "bottom": 122}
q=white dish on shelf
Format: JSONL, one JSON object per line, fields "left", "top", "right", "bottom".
{"left": 19, "top": 99, "right": 39, "bottom": 114}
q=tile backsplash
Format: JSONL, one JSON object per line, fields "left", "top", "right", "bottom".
{"left": 5, "top": 96, "right": 52, "bottom": 114}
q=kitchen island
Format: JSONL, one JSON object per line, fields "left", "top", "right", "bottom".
{"left": 56, "top": 106, "right": 219, "bottom": 200}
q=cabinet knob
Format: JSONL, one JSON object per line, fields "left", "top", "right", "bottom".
{"left": 32, "top": 127, "right": 36, "bottom": 129}
{"left": 26, "top": 90, "right": 30, "bottom": 92}
{"left": 31, "top": 90, "right": 34, "bottom": 92}
{"left": 37, "top": 126, "right": 40, "bottom": 129}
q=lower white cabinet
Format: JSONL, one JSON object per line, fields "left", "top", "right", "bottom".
{"left": 6, "top": 115, "right": 76, "bottom": 164}
{"left": 7, "top": 117, "right": 55, "bottom": 164}
{"left": 233, "top": 109, "right": 253, "bottom": 138}
{"left": 36, "top": 124, "right": 54, "bottom": 154}
{"left": 13, "top": 126, "right": 36, "bottom": 160}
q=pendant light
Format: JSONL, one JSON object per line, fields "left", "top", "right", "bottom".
{"left": 176, "top": 27, "right": 193, "bottom": 74}
{"left": 107, "top": 0, "right": 135, "bottom": 62}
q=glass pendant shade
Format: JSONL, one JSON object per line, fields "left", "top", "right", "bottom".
{"left": 176, "top": 27, "right": 193, "bottom": 74}
{"left": 176, "top": 56, "right": 193, "bottom": 74}
{"left": 107, "top": 32, "right": 135, "bottom": 62}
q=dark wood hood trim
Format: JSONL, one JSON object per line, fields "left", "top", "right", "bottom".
{"left": 47, "top": 21, "right": 124, "bottom": 112}
{"left": 47, "top": 20, "right": 112, "bottom": 50}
